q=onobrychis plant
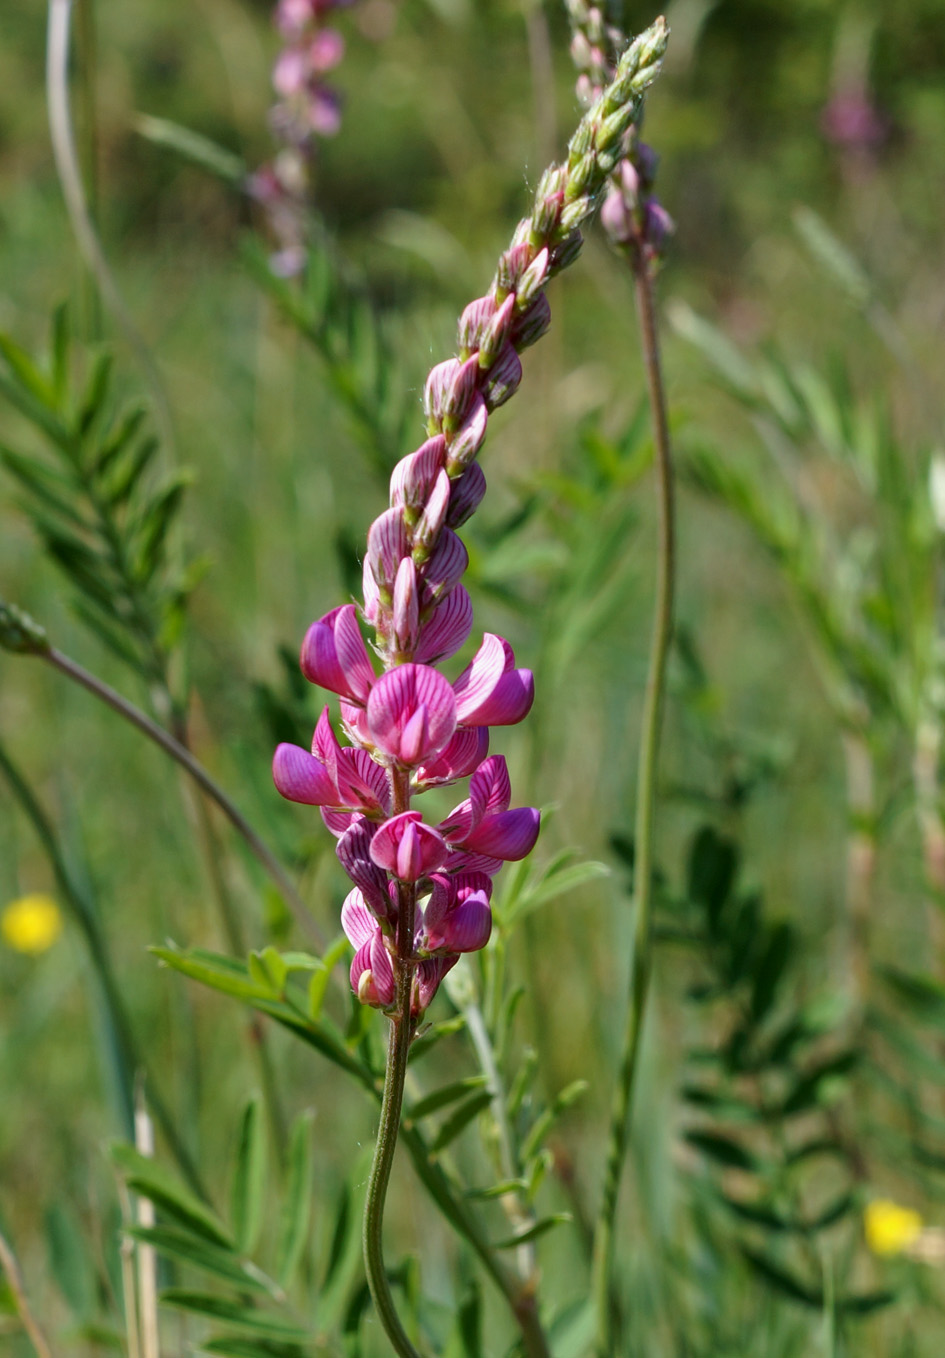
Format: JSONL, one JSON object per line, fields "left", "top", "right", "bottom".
{"left": 271, "top": 15, "right": 669, "bottom": 1354}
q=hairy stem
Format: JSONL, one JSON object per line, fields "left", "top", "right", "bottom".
{"left": 363, "top": 762, "right": 422, "bottom": 1357}
{"left": 39, "top": 645, "right": 323, "bottom": 948}
{"left": 592, "top": 262, "right": 675, "bottom": 1356}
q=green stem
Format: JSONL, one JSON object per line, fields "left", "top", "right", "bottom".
{"left": 591, "top": 262, "right": 675, "bottom": 1356}
{"left": 362, "top": 765, "right": 423, "bottom": 1357}
{"left": 38, "top": 645, "right": 323, "bottom": 948}
{"left": 363, "top": 946, "right": 423, "bottom": 1358}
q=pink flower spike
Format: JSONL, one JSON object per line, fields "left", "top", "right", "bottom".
{"left": 510, "top": 293, "right": 552, "bottom": 351}
{"left": 453, "top": 634, "right": 534, "bottom": 726}
{"left": 370, "top": 812, "right": 449, "bottom": 882}
{"left": 415, "top": 585, "right": 474, "bottom": 665}
{"left": 272, "top": 743, "right": 338, "bottom": 805}
{"left": 458, "top": 295, "right": 496, "bottom": 353}
{"left": 415, "top": 726, "right": 488, "bottom": 789}
{"left": 367, "top": 664, "right": 457, "bottom": 766}
{"left": 300, "top": 605, "right": 375, "bottom": 703}
{"left": 424, "top": 354, "right": 480, "bottom": 424}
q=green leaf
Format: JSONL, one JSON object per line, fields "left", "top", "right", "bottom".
{"left": 0, "top": 331, "right": 57, "bottom": 407}
{"left": 308, "top": 935, "right": 348, "bottom": 1021}
{"left": 250, "top": 946, "right": 288, "bottom": 994}
{"left": 739, "top": 1247, "right": 822, "bottom": 1307}
{"left": 492, "top": 1214, "right": 571, "bottom": 1250}
{"left": 50, "top": 303, "right": 70, "bottom": 402}
{"left": 128, "top": 1226, "right": 270, "bottom": 1293}
{"left": 133, "top": 113, "right": 247, "bottom": 182}
{"left": 160, "top": 1290, "right": 309, "bottom": 1339}
{"left": 428, "top": 1090, "right": 493, "bottom": 1154}
{"left": 749, "top": 920, "right": 793, "bottom": 1022}
{"left": 231, "top": 1097, "right": 268, "bottom": 1256}
{"left": 879, "top": 966, "right": 945, "bottom": 1035}
{"left": 407, "top": 1076, "right": 487, "bottom": 1122}
{"left": 77, "top": 351, "right": 113, "bottom": 439}
{"left": 407, "top": 1014, "right": 466, "bottom": 1064}
{"left": 111, "top": 1143, "right": 233, "bottom": 1248}
{"left": 201, "top": 1340, "right": 310, "bottom": 1358}
{"left": 0, "top": 444, "right": 87, "bottom": 525}
{"left": 201, "top": 1341, "right": 309, "bottom": 1358}
{"left": 132, "top": 471, "right": 191, "bottom": 583}
{"left": 684, "top": 1129, "right": 757, "bottom": 1171}
{"left": 275, "top": 1111, "right": 315, "bottom": 1288}
{"left": 453, "top": 1280, "right": 482, "bottom": 1358}
{"left": 45, "top": 1201, "right": 97, "bottom": 1318}
{"left": 520, "top": 1080, "right": 588, "bottom": 1164}
{"left": 687, "top": 826, "right": 738, "bottom": 932}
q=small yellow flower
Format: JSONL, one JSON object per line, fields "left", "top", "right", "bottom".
{"left": 1, "top": 893, "right": 63, "bottom": 955}
{"left": 864, "top": 1199, "right": 923, "bottom": 1256}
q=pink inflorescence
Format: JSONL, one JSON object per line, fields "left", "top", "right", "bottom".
{"left": 247, "top": 0, "right": 357, "bottom": 276}
{"left": 273, "top": 15, "right": 669, "bottom": 1013}
{"left": 272, "top": 277, "right": 561, "bottom": 1012}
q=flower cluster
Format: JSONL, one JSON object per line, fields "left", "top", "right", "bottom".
{"left": 567, "top": 2, "right": 673, "bottom": 273}
{"left": 248, "top": 0, "right": 356, "bottom": 276}
{"left": 274, "top": 18, "right": 668, "bottom": 1016}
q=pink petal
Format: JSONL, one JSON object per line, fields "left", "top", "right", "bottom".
{"left": 446, "top": 466, "right": 486, "bottom": 529}
{"left": 453, "top": 638, "right": 534, "bottom": 727}
{"left": 336, "top": 818, "right": 392, "bottom": 917}
{"left": 370, "top": 812, "right": 449, "bottom": 882}
{"left": 425, "top": 889, "right": 492, "bottom": 953}
{"left": 391, "top": 557, "right": 419, "bottom": 654}
{"left": 340, "top": 888, "right": 376, "bottom": 947}
{"left": 421, "top": 529, "right": 468, "bottom": 604}
{"left": 367, "top": 664, "right": 457, "bottom": 766}
{"left": 413, "top": 469, "right": 452, "bottom": 552}
{"left": 366, "top": 508, "right": 409, "bottom": 597}
{"left": 446, "top": 393, "right": 488, "bottom": 473}
{"left": 463, "top": 807, "right": 541, "bottom": 860}
{"left": 415, "top": 955, "right": 457, "bottom": 1012}
{"left": 273, "top": 743, "right": 338, "bottom": 805}
{"left": 469, "top": 755, "right": 511, "bottom": 816}
{"left": 415, "top": 586, "right": 474, "bottom": 665}
{"left": 335, "top": 748, "right": 391, "bottom": 815}
{"left": 444, "top": 849, "right": 505, "bottom": 877}
{"left": 390, "top": 437, "right": 446, "bottom": 514}
{"left": 300, "top": 605, "right": 375, "bottom": 703}
{"left": 414, "top": 725, "right": 488, "bottom": 788}
{"left": 351, "top": 932, "right": 395, "bottom": 1007}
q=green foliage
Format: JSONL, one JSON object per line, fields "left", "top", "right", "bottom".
{"left": 0, "top": 309, "right": 200, "bottom": 689}
{"left": 665, "top": 824, "right": 878, "bottom": 1315}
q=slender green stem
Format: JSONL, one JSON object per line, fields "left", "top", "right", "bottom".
{"left": 39, "top": 645, "right": 324, "bottom": 948}
{"left": 591, "top": 262, "right": 675, "bottom": 1356}
{"left": 46, "top": 0, "right": 175, "bottom": 454}
{"left": 362, "top": 767, "right": 423, "bottom": 1358}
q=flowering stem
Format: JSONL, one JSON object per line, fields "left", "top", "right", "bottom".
{"left": 363, "top": 763, "right": 422, "bottom": 1357}
{"left": 38, "top": 645, "right": 323, "bottom": 948}
{"left": 591, "top": 263, "right": 675, "bottom": 1355}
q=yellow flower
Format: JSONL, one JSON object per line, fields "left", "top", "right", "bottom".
{"left": 1, "top": 893, "right": 63, "bottom": 955}
{"left": 864, "top": 1199, "right": 923, "bottom": 1256}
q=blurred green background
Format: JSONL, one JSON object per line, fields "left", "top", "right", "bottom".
{"left": 2, "top": 0, "right": 945, "bottom": 1351}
